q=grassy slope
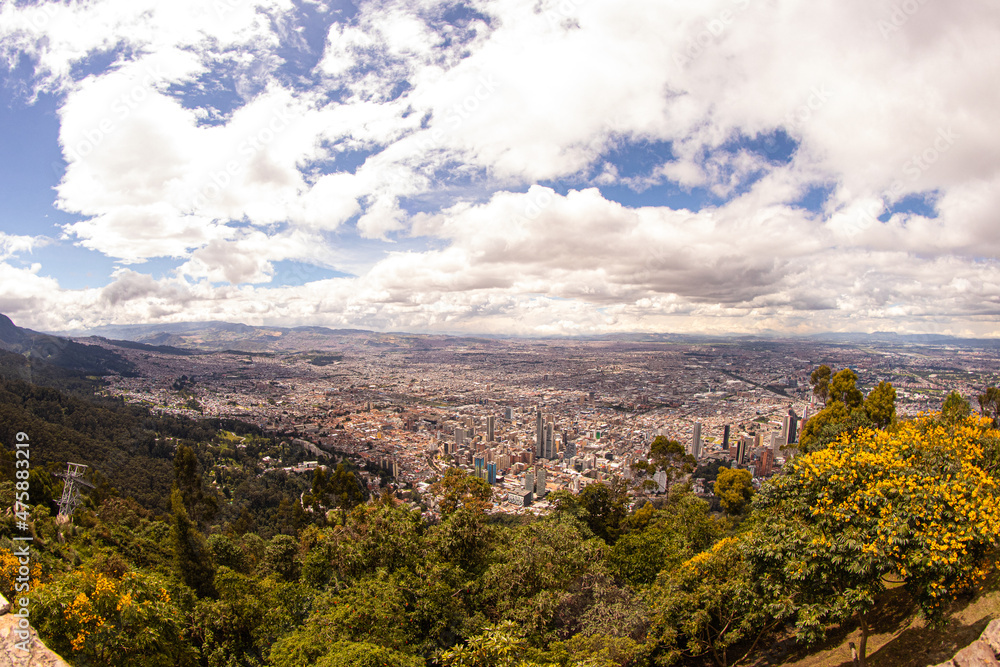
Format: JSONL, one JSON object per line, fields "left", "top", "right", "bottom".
{"left": 752, "top": 577, "right": 1000, "bottom": 667}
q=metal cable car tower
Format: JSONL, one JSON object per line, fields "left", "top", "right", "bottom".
{"left": 55, "top": 463, "right": 94, "bottom": 520}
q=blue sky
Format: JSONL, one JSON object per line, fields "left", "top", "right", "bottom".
{"left": 0, "top": 0, "right": 998, "bottom": 336}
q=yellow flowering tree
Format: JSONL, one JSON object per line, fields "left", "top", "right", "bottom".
{"left": 644, "top": 536, "right": 776, "bottom": 667}
{"left": 746, "top": 414, "right": 1000, "bottom": 665}
{"left": 0, "top": 548, "right": 42, "bottom": 600}
{"left": 32, "top": 568, "right": 193, "bottom": 666}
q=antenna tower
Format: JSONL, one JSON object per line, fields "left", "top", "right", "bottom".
{"left": 55, "top": 462, "right": 94, "bottom": 520}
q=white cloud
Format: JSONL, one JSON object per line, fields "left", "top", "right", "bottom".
{"left": 0, "top": 233, "right": 46, "bottom": 261}
{"left": 2, "top": 0, "right": 999, "bottom": 336}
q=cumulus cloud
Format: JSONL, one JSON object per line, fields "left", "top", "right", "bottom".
{"left": 1, "top": 0, "right": 998, "bottom": 336}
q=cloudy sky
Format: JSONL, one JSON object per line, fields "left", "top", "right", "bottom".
{"left": 0, "top": 0, "right": 998, "bottom": 337}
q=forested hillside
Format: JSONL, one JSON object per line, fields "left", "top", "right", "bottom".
{"left": 1, "top": 364, "right": 999, "bottom": 666}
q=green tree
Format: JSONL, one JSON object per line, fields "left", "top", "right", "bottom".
{"left": 329, "top": 461, "right": 367, "bottom": 510}
{"left": 645, "top": 536, "right": 775, "bottom": 667}
{"left": 577, "top": 479, "right": 631, "bottom": 544}
{"left": 440, "top": 621, "right": 541, "bottom": 667}
{"left": 797, "top": 400, "right": 850, "bottom": 452}
{"left": 799, "top": 369, "right": 878, "bottom": 452}
{"left": 746, "top": 414, "right": 1000, "bottom": 665}
{"left": 480, "top": 514, "right": 611, "bottom": 643}
{"left": 314, "top": 641, "right": 425, "bottom": 667}
{"left": 828, "top": 368, "right": 863, "bottom": 408}
{"left": 264, "top": 533, "right": 301, "bottom": 582}
{"left": 863, "top": 381, "right": 896, "bottom": 429}
{"left": 714, "top": 467, "right": 753, "bottom": 516}
{"left": 648, "top": 437, "right": 694, "bottom": 490}
{"left": 434, "top": 468, "right": 493, "bottom": 517}
{"left": 427, "top": 505, "right": 495, "bottom": 575}
{"left": 941, "top": 391, "right": 971, "bottom": 424}
{"left": 33, "top": 568, "right": 194, "bottom": 666}
{"left": 329, "top": 497, "right": 424, "bottom": 583}
{"left": 173, "top": 444, "right": 217, "bottom": 526}
{"left": 610, "top": 494, "right": 722, "bottom": 586}
{"left": 809, "top": 365, "right": 832, "bottom": 404}
{"left": 170, "top": 487, "right": 215, "bottom": 598}
{"left": 269, "top": 573, "right": 420, "bottom": 665}
{"left": 190, "top": 567, "right": 311, "bottom": 667}
{"left": 976, "top": 386, "right": 999, "bottom": 425}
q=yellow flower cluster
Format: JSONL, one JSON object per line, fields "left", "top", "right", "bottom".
{"left": 0, "top": 550, "right": 42, "bottom": 599}
{"left": 784, "top": 414, "right": 1000, "bottom": 602}
{"left": 64, "top": 590, "right": 107, "bottom": 651}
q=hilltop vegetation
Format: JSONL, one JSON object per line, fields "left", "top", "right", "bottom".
{"left": 0, "top": 365, "right": 999, "bottom": 666}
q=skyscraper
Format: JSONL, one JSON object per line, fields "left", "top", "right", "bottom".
{"left": 524, "top": 470, "right": 535, "bottom": 492}
{"left": 564, "top": 439, "right": 577, "bottom": 459}
{"left": 486, "top": 461, "right": 497, "bottom": 485}
{"left": 759, "top": 448, "right": 774, "bottom": 477}
{"left": 784, "top": 412, "right": 799, "bottom": 444}
{"left": 474, "top": 455, "right": 485, "bottom": 480}
{"left": 544, "top": 422, "right": 555, "bottom": 459}
{"left": 691, "top": 422, "right": 702, "bottom": 460}
{"left": 535, "top": 410, "right": 544, "bottom": 457}
{"left": 722, "top": 424, "right": 731, "bottom": 450}
{"left": 534, "top": 466, "right": 547, "bottom": 498}
{"left": 487, "top": 415, "right": 496, "bottom": 443}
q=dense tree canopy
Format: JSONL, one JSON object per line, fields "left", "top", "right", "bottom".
{"left": 3, "top": 364, "right": 1000, "bottom": 667}
{"left": 747, "top": 414, "right": 1000, "bottom": 664}
{"left": 714, "top": 468, "right": 753, "bottom": 516}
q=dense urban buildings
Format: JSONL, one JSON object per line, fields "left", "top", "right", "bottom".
{"left": 85, "top": 328, "right": 1000, "bottom": 516}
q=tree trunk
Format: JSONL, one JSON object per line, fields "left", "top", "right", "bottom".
{"left": 858, "top": 612, "right": 870, "bottom": 667}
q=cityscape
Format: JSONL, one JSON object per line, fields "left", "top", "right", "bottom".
{"left": 2, "top": 0, "right": 999, "bottom": 664}
{"left": 85, "top": 327, "right": 1000, "bottom": 516}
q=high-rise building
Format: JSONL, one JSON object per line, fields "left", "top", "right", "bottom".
{"left": 487, "top": 415, "right": 496, "bottom": 443}
{"left": 759, "top": 448, "right": 774, "bottom": 477}
{"left": 544, "top": 422, "right": 555, "bottom": 459}
{"left": 486, "top": 461, "right": 497, "bottom": 485}
{"left": 735, "top": 437, "right": 745, "bottom": 465}
{"left": 455, "top": 427, "right": 465, "bottom": 446}
{"left": 524, "top": 470, "right": 534, "bottom": 492}
{"left": 564, "top": 439, "right": 577, "bottom": 459}
{"left": 654, "top": 469, "right": 668, "bottom": 493}
{"left": 771, "top": 431, "right": 783, "bottom": 452}
{"left": 783, "top": 412, "right": 799, "bottom": 444}
{"left": 504, "top": 407, "right": 514, "bottom": 420}
{"left": 534, "top": 466, "right": 547, "bottom": 498}
{"left": 722, "top": 424, "right": 731, "bottom": 450}
{"left": 535, "top": 410, "right": 544, "bottom": 457}
{"left": 474, "top": 455, "right": 485, "bottom": 480}
{"left": 691, "top": 422, "right": 702, "bottom": 460}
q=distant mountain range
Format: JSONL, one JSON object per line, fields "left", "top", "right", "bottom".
{"left": 0, "top": 314, "right": 136, "bottom": 376}
{"left": 8, "top": 314, "right": 996, "bottom": 356}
